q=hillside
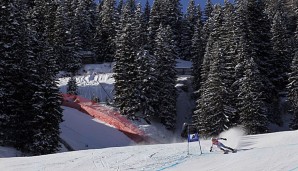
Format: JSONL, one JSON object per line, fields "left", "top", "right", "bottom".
{"left": 1, "top": 128, "right": 298, "bottom": 171}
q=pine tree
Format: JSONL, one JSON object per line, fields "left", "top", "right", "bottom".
{"left": 203, "top": 0, "right": 213, "bottom": 22}
{"left": 94, "top": 3, "right": 105, "bottom": 62}
{"left": 220, "top": 0, "right": 238, "bottom": 125}
{"left": 191, "top": 7, "right": 204, "bottom": 91}
{"left": 28, "top": 46, "right": 63, "bottom": 155}
{"left": 166, "top": 0, "right": 182, "bottom": 59}
{"left": 99, "top": 0, "right": 117, "bottom": 62}
{"left": 271, "top": 3, "right": 292, "bottom": 92}
{"left": 143, "top": 0, "right": 151, "bottom": 24}
{"left": 54, "top": 2, "right": 81, "bottom": 72}
{"left": 73, "top": 0, "right": 97, "bottom": 52}
{"left": 248, "top": 0, "right": 275, "bottom": 101}
{"left": 234, "top": 0, "right": 276, "bottom": 129}
{"left": 0, "top": 0, "right": 35, "bottom": 151}
{"left": 141, "top": 1, "right": 151, "bottom": 49}
{"left": 0, "top": 1, "right": 62, "bottom": 154}
{"left": 148, "top": 0, "right": 182, "bottom": 56}
{"left": 148, "top": 0, "right": 163, "bottom": 52}
{"left": 43, "top": 0, "right": 59, "bottom": 47}
{"left": 201, "top": 0, "right": 214, "bottom": 61}
{"left": 154, "top": 25, "right": 177, "bottom": 130}
{"left": 132, "top": 3, "right": 147, "bottom": 51}
{"left": 67, "top": 76, "right": 79, "bottom": 95}
{"left": 27, "top": 0, "right": 63, "bottom": 155}
{"left": 195, "top": 43, "right": 230, "bottom": 136}
{"left": 180, "top": 0, "right": 197, "bottom": 60}
{"left": 288, "top": 22, "right": 298, "bottom": 130}
{"left": 134, "top": 50, "right": 158, "bottom": 121}
{"left": 288, "top": 51, "right": 298, "bottom": 129}
{"left": 200, "top": 5, "right": 222, "bottom": 84}
{"left": 114, "top": 4, "right": 138, "bottom": 119}
{"left": 238, "top": 57, "right": 269, "bottom": 135}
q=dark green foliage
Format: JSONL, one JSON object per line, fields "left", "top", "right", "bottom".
{"left": 154, "top": 25, "right": 177, "bottom": 130}
{"left": 195, "top": 43, "right": 231, "bottom": 136}
{"left": 238, "top": 57, "right": 268, "bottom": 134}
{"left": 114, "top": 4, "right": 138, "bottom": 119}
{"left": 99, "top": 0, "right": 117, "bottom": 62}
{"left": 180, "top": 0, "right": 197, "bottom": 60}
{"left": 232, "top": 0, "right": 272, "bottom": 134}
{"left": 54, "top": 1, "right": 81, "bottom": 72}
{"left": 203, "top": 0, "right": 213, "bottom": 22}
{"left": 288, "top": 23, "right": 298, "bottom": 129}
{"left": 191, "top": 7, "right": 204, "bottom": 91}
{"left": 0, "top": 0, "right": 62, "bottom": 155}
{"left": 148, "top": 0, "right": 182, "bottom": 54}
{"left": 134, "top": 50, "right": 158, "bottom": 121}
{"left": 271, "top": 3, "right": 292, "bottom": 92}
{"left": 219, "top": 0, "right": 238, "bottom": 125}
{"left": 67, "top": 76, "right": 78, "bottom": 95}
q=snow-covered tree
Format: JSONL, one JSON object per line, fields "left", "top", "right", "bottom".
{"left": 142, "top": 0, "right": 151, "bottom": 24}
{"left": 134, "top": 50, "right": 158, "bottom": 121}
{"left": 114, "top": 4, "right": 138, "bottom": 119}
{"left": 28, "top": 0, "right": 63, "bottom": 155}
{"left": 99, "top": 0, "right": 117, "bottom": 62}
{"left": 133, "top": 3, "right": 147, "bottom": 51}
{"left": 147, "top": 0, "right": 163, "bottom": 52}
{"left": 200, "top": 5, "right": 222, "bottom": 84}
{"left": 203, "top": 0, "right": 213, "bottom": 22}
{"left": 288, "top": 22, "right": 298, "bottom": 129}
{"left": 67, "top": 76, "right": 78, "bottom": 95}
{"left": 180, "top": 0, "right": 197, "bottom": 60}
{"left": 191, "top": 8, "right": 204, "bottom": 91}
{"left": 234, "top": 0, "right": 276, "bottom": 127}
{"left": 220, "top": 0, "right": 238, "bottom": 125}
{"left": 238, "top": 57, "right": 269, "bottom": 135}
{"left": 270, "top": 4, "right": 292, "bottom": 92}
{"left": 73, "top": 0, "right": 97, "bottom": 52}
{"left": 0, "top": 1, "right": 62, "bottom": 155}
{"left": 154, "top": 25, "right": 177, "bottom": 130}
{"left": 195, "top": 43, "right": 230, "bottom": 136}
{"left": 288, "top": 51, "right": 298, "bottom": 129}
{"left": 43, "top": 0, "right": 59, "bottom": 47}
{"left": 54, "top": 2, "right": 81, "bottom": 72}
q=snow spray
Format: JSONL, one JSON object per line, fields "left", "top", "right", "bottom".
{"left": 219, "top": 127, "right": 246, "bottom": 149}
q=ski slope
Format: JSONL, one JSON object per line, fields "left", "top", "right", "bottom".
{"left": 60, "top": 106, "right": 135, "bottom": 150}
{"left": 1, "top": 128, "right": 298, "bottom": 171}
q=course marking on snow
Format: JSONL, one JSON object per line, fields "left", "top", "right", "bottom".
{"left": 156, "top": 152, "right": 206, "bottom": 171}
{"left": 156, "top": 155, "right": 189, "bottom": 171}
{"left": 289, "top": 166, "right": 298, "bottom": 171}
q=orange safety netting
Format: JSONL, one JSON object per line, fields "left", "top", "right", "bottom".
{"left": 61, "top": 94, "right": 146, "bottom": 143}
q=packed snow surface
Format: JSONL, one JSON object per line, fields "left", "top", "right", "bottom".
{"left": 1, "top": 127, "right": 298, "bottom": 171}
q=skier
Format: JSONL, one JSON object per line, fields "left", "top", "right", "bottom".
{"left": 210, "top": 137, "right": 236, "bottom": 153}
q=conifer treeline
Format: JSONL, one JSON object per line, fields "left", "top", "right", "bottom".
{"left": 193, "top": 0, "right": 298, "bottom": 136}
{"left": 110, "top": 0, "right": 297, "bottom": 135}
{"left": 0, "top": 1, "right": 63, "bottom": 155}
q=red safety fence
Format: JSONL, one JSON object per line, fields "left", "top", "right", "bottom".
{"left": 61, "top": 94, "right": 146, "bottom": 143}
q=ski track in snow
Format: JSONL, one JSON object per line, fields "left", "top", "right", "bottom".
{"left": 1, "top": 127, "right": 298, "bottom": 171}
